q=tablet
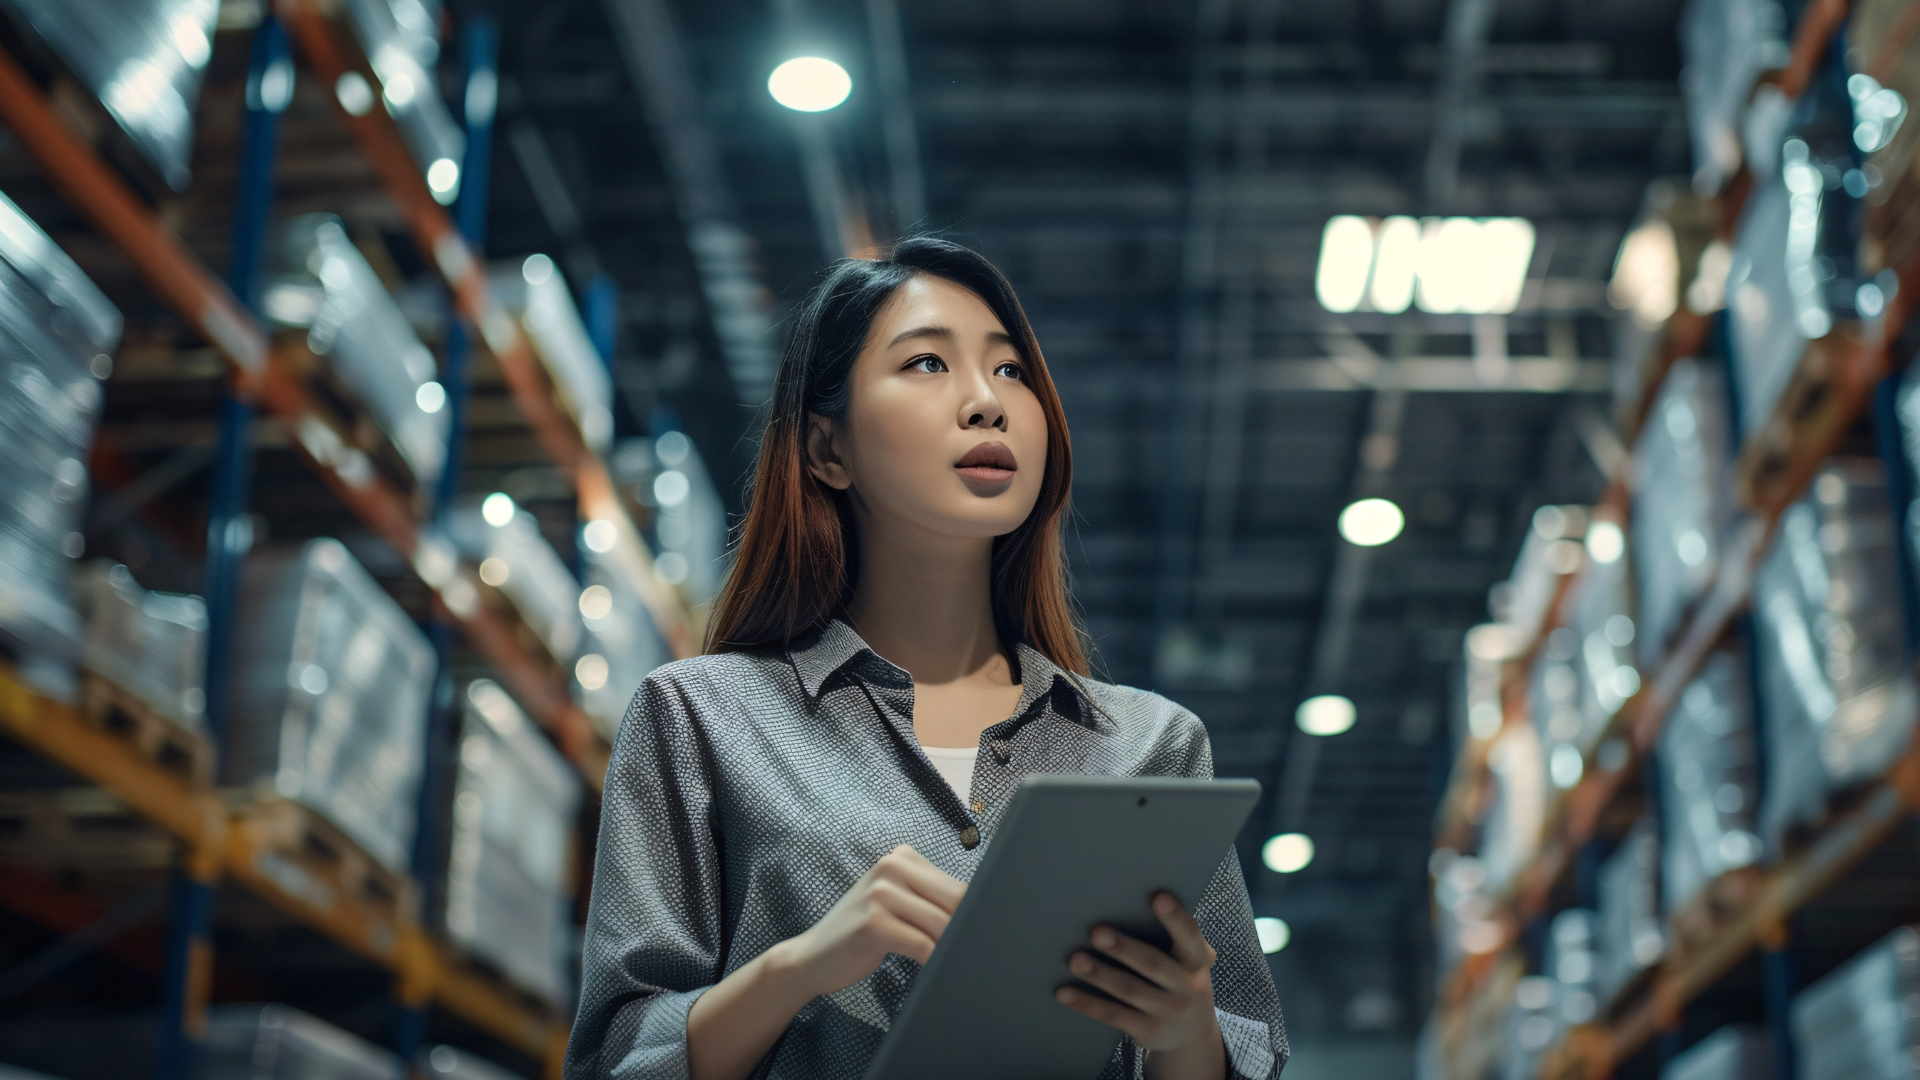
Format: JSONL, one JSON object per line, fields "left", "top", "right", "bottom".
{"left": 863, "top": 774, "right": 1261, "bottom": 1080}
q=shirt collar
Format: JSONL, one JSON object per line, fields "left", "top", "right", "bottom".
{"left": 789, "top": 620, "right": 1103, "bottom": 730}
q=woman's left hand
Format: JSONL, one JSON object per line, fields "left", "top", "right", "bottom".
{"left": 1054, "top": 892, "right": 1228, "bottom": 1080}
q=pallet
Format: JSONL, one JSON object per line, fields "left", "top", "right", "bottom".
{"left": 228, "top": 795, "right": 417, "bottom": 929}
{"left": 74, "top": 672, "right": 215, "bottom": 788}
{"left": 0, "top": 786, "right": 176, "bottom": 871}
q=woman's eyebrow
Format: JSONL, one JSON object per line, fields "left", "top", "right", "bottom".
{"left": 887, "top": 324, "right": 953, "bottom": 347}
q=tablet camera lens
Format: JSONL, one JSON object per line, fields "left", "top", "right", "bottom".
{"left": 1137, "top": 797, "right": 1147, "bottom": 807}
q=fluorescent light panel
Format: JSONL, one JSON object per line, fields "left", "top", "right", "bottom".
{"left": 1315, "top": 215, "right": 1536, "bottom": 316}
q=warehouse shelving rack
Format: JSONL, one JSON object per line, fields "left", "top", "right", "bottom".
{"left": 1429, "top": 1, "right": 1920, "bottom": 1077}
{"left": 0, "top": 0, "right": 705, "bottom": 1074}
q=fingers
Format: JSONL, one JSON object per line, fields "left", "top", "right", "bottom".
{"left": 1054, "top": 985, "right": 1148, "bottom": 1042}
{"left": 1150, "top": 892, "right": 1217, "bottom": 971}
{"left": 1069, "top": 950, "right": 1175, "bottom": 1014}
{"left": 868, "top": 877, "right": 954, "bottom": 944}
{"left": 875, "top": 845, "right": 968, "bottom": 913}
{"left": 1087, "top": 926, "right": 1187, "bottom": 991}
{"left": 868, "top": 908, "right": 938, "bottom": 964}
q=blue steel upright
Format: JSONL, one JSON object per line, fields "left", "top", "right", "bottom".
{"left": 155, "top": 16, "right": 290, "bottom": 1080}
{"left": 397, "top": 16, "right": 499, "bottom": 1066}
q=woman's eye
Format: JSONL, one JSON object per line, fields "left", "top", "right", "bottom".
{"left": 907, "top": 355, "right": 947, "bottom": 373}
{"left": 994, "top": 362, "right": 1024, "bottom": 380}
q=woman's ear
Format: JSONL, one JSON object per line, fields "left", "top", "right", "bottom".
{"left": 804, "top": 413, "right": 853, "bottom": 490}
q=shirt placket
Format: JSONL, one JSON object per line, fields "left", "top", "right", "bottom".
{"left": 852, "top": 663, "right": 986, "bottom": 852}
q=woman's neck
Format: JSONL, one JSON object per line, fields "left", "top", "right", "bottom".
{"left": 844, "top": 512, "right": 1005, "bottom": 688}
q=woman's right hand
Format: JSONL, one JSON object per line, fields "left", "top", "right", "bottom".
{"left": 775, "top": 844, "right": 967, "bottom": 997}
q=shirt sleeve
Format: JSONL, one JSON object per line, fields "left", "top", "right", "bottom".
{"left": 565, "top": 668, "right": 724, "bottom": 1080}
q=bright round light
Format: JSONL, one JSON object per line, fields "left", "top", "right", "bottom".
{"left": 1296, "top": 695, "right": 1356, "bottom": 736}
{"left": 480, "top": 492, "right": 516, "bottom": 527}
{"left": 1254, "top": 917, "right": 1291, "bottom": 954}
{"left": 415, "top": 380, "right": 446, "bottom": 413}
{"left": 1548, "top": 743, "right": 1585, "bottom": 789}
{"left": 1338, "top": 498, "right": 1405, "bottom": 546}
{"left": 768, "top": 57, "right": 852, "bottom": 112}
{"left": 654, "top": 470, "right": 691, "bottom": 507}
{"left": 478, "top": 556, "right": 510, "bottom": 586}
{"left": 522, "top": 253, "right": 554, "bottom": 285}
{"left": 583, "top": 519, "right": 618, "bottom": 554}
{"left": 1262, "top": 833, "right": 1314, "bottom": 874}
{"left": 579, "top": 584, "right": 614, "bottom": 621}
{"left": 1585, "top": 520, "right": 1624, "bottom": 564}
{"left": 426, "top": 157, "right": 460, "bottom": 204}
{"left": 575, "top": 653, "right": 609, "bottom": 691}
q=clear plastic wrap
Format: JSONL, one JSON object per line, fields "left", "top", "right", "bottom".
{"left": 225, "top": 539, "right": 433, "bottom": 873}
{"left": 76, "top": 563, "right": 206, "bottom": 733}
{"left": 200, "top": 1004, "right": 401, "bottom": 1080}
{"left": 339, "top": 0, "right": 465, "bottom": 203}
{"left": 1596, "top": 815, "right": 1665, "bottom": 1002}
{"left": 1631, "top": 359, "right": 1735, "bottom": 668}
{"left": 1568, "top": 554, "right": 1642, "bottom": 753}
{"left": 264, "top": 214, "right": 447, "bottom": 487}
{"left": 0, "top": 191, "right": 121, "bottom": 661}
{"left": 610, "top": 432, "right": 728, "bottom": 608}
{"left": 420, "top": 1044, "right": 532, "bottom": 1080}
{"left": 445, "top": 680, "right": 579, "bottom": 1007}
{"left": 1478, "top": 722, "right": 1545, "bottom": 895}
{"left": 490, "top": 257, "right": 614, "bottom": 454}
{"left": 1545, "top": 908, "right": 1601, "bottom": 1037}
{"left": 1657, "top": 647, "right": 1761, "bottom": 913}
{"left": 0, "top": 0, "right": 220, "bottom": 190}
{"left": 1679, "top": 0, "right": 1791, "bottom": 192}
{"left": 1727, "top": 169, "right": 1805, "bottom": 434}
{"left": 447, "top": 503, "right": 582, "bottom": 665}
{"left": 1501, "top": 976, "right": 1557, "bottom": 1080}
{"left": 1662, "top": 1026, "right": 1773, "bottom": 1080}
{"left": 1791, "top": 925, "right": 1920, "bottom": 1080}
{"left": 576, "top": 542, "right": 668, "bottom": 742}
{"left": 1753, "top": 460, "right": 1916, "bottom": 851}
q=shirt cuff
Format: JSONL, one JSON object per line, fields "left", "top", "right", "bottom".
{"left": 1217, "top": 1007, "right": 1278, "bottom": 1080}
{"left": 610, "top": 986, "right": 711, "bottom": 1080}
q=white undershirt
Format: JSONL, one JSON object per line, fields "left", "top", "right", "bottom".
{"left": 920, "top": 744, "right": 979, "bottom": 800}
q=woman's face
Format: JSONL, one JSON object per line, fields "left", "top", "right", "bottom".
{"left": 807, "top": 274, "right": 1048, "bottom": 540}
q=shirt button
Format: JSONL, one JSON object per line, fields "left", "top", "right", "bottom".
{"left": 970, "top": 798, "right": 984, "bottom": 814}
{"left": 959, "top": 825, "right": 980, "bottom": 849}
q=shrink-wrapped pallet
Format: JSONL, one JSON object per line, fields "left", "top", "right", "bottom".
{"left": 1726, "top": 169, "right": 1804, "bottom": 434}
{"left": 1597, "top": 815, "right": 1665, "bottom": 1001}
{"left": 264, "top": 214, "right": 448, "bottom": 487}
{"left": 226, "top": 539, "right": 433, "bottom": 873}
{"left": 0, "top": 190, "right": 120, "bottom": 663}
{"left": 421, "top": 1045, "right": 531, "bottom": 1080}
{"left": 1478, "top": 722, "right": 1546, "bottom": 895}
{"left": 448, "top": 501, "right": 582, "bottom": 665}
{"left": 610, "top": 432, "right": 729, "bottom": 608}
{"left": 445, "top": 680, "right": 579, "bottom": 1006}
{"left": 1545, "top": 908, "right": 1601, "bottom": 1037}
{"left": 491, "top": 256, "right": 614, "bottom": 454}
{"left": 201, "top": 1004, "right": 401, "bottom": 1080}
{"left": 1658, "top": 647, "right": 1761, "bottom": 914}
{"left": 1566, "top": 552, "right": 1642, "bottom": 754}
{"left": 1752, "top": 460, "right": 1916, "bottom": 852}
{"left": 575, "top": 542, "right": 668, "bottom": 742}
{"left": 1632, "top": 359, "right": 1735, "bottom": 668}
{"left": 1501, "top": 976, "right": 1558, "bottom": 1080}
{"left": 1679, "top": 0, "right": 1791, "bottom": 192}
{"left": 1851, "top": 0, "right": 1920, "bottom": 276}
{"left": 1662, "top": 1025, "right": 1772, "bottom": 1080}
{"left": 76, "top": 563, "right": 206, "bottom": 733}
{"left": 1791, "top": 925, "right": 1920, "bottom": 1080}
{"left": 0, "top": 0, "right": 219, "bottom": 190}
{"left": 339, "top": 0, "right": 465, "bottom": 202}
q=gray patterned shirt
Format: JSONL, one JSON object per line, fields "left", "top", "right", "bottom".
{"left": 566, "top": 619, "right": 1288, "bottom": 1079}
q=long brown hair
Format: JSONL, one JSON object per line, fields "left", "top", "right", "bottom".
{"left": 706, "top": 237, "right": 1086, "bottom": 674}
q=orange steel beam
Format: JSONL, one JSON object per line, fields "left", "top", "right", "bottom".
{"left": 0, "top": 43, "right": 265, "bottom": 374}
{"left": 279, "top": 0, "right": 698, "bottom": 660}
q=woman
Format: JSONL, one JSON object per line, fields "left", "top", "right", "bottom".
{"left": 567, "top": 238, "right": 1286, "bottom": 1080}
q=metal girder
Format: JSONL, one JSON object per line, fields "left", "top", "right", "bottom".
{"left": 866, "top": 0, "right": 927, "bottom": 232}
{"left": 601, "top": 0, "right": 779, "bottom": 403}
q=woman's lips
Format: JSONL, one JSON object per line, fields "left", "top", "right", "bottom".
{"left": 956, "top": 441, "right": 1017, "bottom": 483}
